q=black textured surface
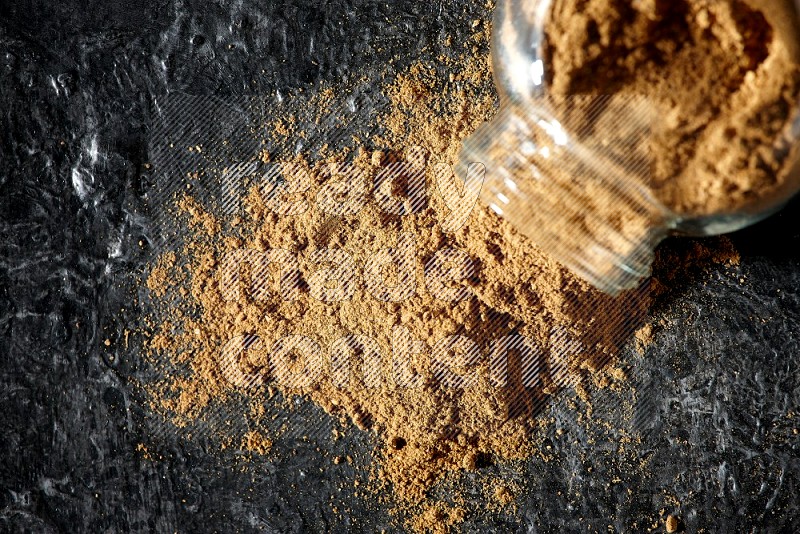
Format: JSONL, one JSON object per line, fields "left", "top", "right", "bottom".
{"left": 1, "top": 1, "right": 799, "bottom": 532}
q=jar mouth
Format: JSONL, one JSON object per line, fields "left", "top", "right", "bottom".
{"left": 458, "top": 102, "right": 676, "bottom": 296}
{"left": 552, "top": 228, "right": 668, "bottom": 296}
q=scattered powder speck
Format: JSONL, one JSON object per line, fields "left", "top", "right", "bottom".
{"left": 493, "top": 484, "right": 514, "bottom": 506}
{"left": 634, "top": 324, "right": 653, "bottom": 356}
{"left": 409, "top": 502, "right": 466, "bottom": 534}
{"left": 242, "top": 430, "right": 273, "bottom": 455}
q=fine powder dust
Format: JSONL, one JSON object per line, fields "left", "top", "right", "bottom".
{"left": 141, "top": 4, "right": 742, "bottom": 530}
{"left": 546, "top": 0, "right": 800, "bottom": 215}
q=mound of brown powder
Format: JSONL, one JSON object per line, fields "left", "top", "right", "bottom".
{"left": 148, "top": 140, "right": 650, "bottom": 502}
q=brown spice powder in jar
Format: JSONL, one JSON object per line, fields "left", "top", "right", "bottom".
{"left": 546, "top": 0, "right": 800, "bottom": 216}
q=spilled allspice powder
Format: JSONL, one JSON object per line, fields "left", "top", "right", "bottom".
{"left": 138, "top": 2, "right": 760, "bottom": 530}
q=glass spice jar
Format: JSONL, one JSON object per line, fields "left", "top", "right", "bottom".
{"left": 457, "top": 0, "right": 800, "bottom": 295}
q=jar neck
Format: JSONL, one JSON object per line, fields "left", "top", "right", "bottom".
{"left": 458, "top": 103, "right": 677, "bottom": 296}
